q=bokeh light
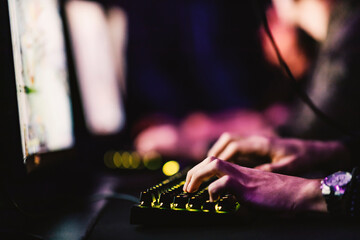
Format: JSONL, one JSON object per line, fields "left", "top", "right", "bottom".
{"left": 104, "top": 150, "right": 162, "bottom": 170}
{"left": 113, "top": 151, "right": 122, "bottom": 168}
{"left": 162, "top": 160, "right": 180, "bottom": 176}
{"left": 130, "top": 152, "right": 141, "bottom": 168}
{"left": 104, "top": 151, "right": 116, "bottom": 169}
{"left": 121, "top": 151, "right": 131, "bottom": 168}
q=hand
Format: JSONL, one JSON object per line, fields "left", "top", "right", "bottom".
{"left": 135, "top": 124, "right": 181, "bottom": 157}
{"left": 207, "top": 133, "right": 351, "bottom": 175}
{"left": 183, "top": 157, "right": 326, "bottom": 213}
{"left": 134, "top": 123, "right": 208, "bottom": 160}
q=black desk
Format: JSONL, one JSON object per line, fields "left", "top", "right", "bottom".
{"left": 89, "top": 197, "right": 360, "bottom": 240}
{"left": 3, "top": 170, "right": 360, "bottom": 240}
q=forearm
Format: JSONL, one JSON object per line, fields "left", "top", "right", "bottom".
{"left": 306, "top": 140, "right": 352, "bottom": 172}
{"left": 294, "top": 179, "right": 327, "bottom": 213}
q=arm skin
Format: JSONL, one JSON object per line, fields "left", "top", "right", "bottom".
{"left": 207, "top": 133, "right": 352, "bottom": 175}
{"left": 183, "top": 156, "right": 327, "bottom": 214}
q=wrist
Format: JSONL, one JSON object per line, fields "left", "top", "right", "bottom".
{"left": 294, "top": 179, "right": 327, "bottom": 213}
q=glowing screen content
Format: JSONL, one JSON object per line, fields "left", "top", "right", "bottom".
{"left": 8, "top": 0, "right": 74, "bottom": 159}
{"left": 65, "top": 0, "right": 126, "bottom": 135}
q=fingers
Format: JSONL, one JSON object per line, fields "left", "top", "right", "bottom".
{"left": 183, "top": 156, "right": 215, "bottom": 192}
{"left": 209, "top": 134, "right": 271, "bottom": 162}
{"left": 184, "top": 157, "right": 228, "bottom": 193}
{"left": 255, "top": 155, "right": 295, "bottom": 173}
{"left": 217, "top": 142, "right": 240, "bottom": 161}
{"left": 207, "top": 175, "right": 234, "bottom": 201}
{"left": 239, "top": 135, "right": 271, "bottom": 156}
{"left": 207, "top": 133, "right": 236, "bottom": 158}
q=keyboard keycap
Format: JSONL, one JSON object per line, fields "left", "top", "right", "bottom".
{"left": 139, "top": 191, "right": 153, "bottom": 207}
{"left": 216, "top": 195, "right": 238, "bottom": 212}
{"left": 172, "top": 193, "right": 192, "bottom": 209}
{"left": 202, "top": 200, "right": 216, "bottom": 212}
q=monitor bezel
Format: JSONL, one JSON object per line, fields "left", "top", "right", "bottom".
{"left": 0, "top": 0, "right": 79, "bottom": 183}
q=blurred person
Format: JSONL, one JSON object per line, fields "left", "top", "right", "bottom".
{"left": 135, "top": 0, "right": 360, "bottom": 162}
{"left": 182, "top": 0, "right": 360, "bottom": 216}
{"left": 134, "top": 4, "right": 313, "bottom": 159}
{"left": 274, "top": 0, "right": 360, "bottom": 140}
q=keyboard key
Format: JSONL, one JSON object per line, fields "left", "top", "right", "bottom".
{"left": 202, "top": 200, "right": 216, "bottom": 212}
{"left": 187, "top": 196, "right": 203, "bottom": 210}
{"left": 159, "top": 191, "right": 176, "bottom": 208}
{"left": 216, "top": 195, "right": 238, "bottom": 212}
{"left": 135, "top": 168, "right": 240, "bottom": 218}
{"left": 139, "top": 191, "right": 153, "bottom": 207}
{"left": 172, "top": 193, "right": 192, "bottom": 209}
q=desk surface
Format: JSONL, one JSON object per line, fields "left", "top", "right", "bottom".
{"left": 3, "top": 169, "right": 360, "bottom": 240}
{"left": 90, "top": 199, "right": 360, "bottom": 240}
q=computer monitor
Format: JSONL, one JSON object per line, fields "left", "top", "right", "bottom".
{"left": 8, "top": 0, "right": 75, "bottom": 159}
{"left": 0, "top": 0, "right": 76, "bottom": 180}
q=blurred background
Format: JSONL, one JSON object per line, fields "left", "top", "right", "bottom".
{"left": 61, "top": 0, "right": 319, "bottom": 166}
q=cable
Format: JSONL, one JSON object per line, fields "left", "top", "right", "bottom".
{"left": 256, "top": 0, "right": 354, "bottom": 137}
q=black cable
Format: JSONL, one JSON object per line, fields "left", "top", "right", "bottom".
{"left": 256, "top": 0, "right": 354, "bottom": 137}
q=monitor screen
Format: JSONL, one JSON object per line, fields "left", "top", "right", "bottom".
{"left": 8, "top": 0, "right": 74, "bottom": 159}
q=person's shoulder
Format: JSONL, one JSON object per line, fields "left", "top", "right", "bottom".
{"left": 326, "top": 2, "right": 360, "bottom": 50}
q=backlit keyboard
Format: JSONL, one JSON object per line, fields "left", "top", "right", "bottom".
{"left": 130, "top": 168, "right": 241, "bottom": 225}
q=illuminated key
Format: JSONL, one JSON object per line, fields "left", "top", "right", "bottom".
{"left": 215, "top": 195, "right": 238, "bottom": 212}
{"left": 159, "top": 191, "right": 176, "bottom": 209}
{"left": 139, "top": 191, "right": 153, "bottom": 207}
{"left": 172, "top": 193, "right": 192, "bottom": 209}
